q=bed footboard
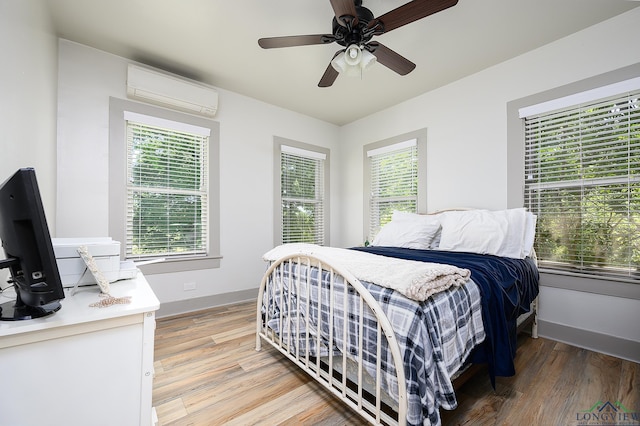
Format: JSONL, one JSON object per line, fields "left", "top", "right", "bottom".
{"left": 256, "top": 253, "right": 407, "bottom": 426}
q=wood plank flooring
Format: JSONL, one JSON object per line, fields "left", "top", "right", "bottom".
{"left": 153, "top": 301, "right": 639, "bottom": 425}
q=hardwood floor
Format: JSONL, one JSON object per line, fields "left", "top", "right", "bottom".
{"left": 153, "top": 301, "right": 639, "bottom": 425}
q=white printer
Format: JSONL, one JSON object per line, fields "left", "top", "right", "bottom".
{"left": 52, "top": 237, "right": 137, "bottom": 287}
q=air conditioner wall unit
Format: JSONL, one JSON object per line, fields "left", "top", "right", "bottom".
{"left": 126, "top": 64, "right": 218, "bottom": 117}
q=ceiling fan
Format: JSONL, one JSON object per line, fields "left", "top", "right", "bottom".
{"left": 258, "top": 0, "right": 459, "bottom": 87}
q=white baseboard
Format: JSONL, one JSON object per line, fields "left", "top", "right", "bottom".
{"left": 156, "top": 288, "right": 257, "bottom": 318}
{"left": 538, "top": 319, "right": 640, "bottom": 363}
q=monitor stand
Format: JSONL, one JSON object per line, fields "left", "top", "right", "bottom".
{"left": 0, "top": 291, "right": 61, "bottom": 321}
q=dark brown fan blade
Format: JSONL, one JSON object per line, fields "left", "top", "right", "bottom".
{"left": 318, "top": 51, "right": 342, "bottom": 87}
{"left": 373, "top": 0, "right": 458, "bottom": 33}
{"left": 258, "top": 34, "right": 334, "bottom": 49}
{"left": 368, "top": 42, "right": 415, "bottom": 75}
{"left": 330, "top": 0, "right": 358, "bottom": 27}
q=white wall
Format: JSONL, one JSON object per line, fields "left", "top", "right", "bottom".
{"left": 0, "top": 0, "right": 58, "bottom": 226}
{"left": 337, "top": 8, "right": 640, "bottom": 351}
{"left": 56, "top": 40, "right": 340, "bottom": 312}
{"left": 0, "top": 0, "right": 57, "bottom": 287}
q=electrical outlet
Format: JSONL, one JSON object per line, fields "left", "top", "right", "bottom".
{"left": 183, "top": 282, "right": 196, "bottom": 291}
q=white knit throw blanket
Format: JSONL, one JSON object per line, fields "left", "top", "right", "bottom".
{"left": 263, "top": 244, "right": 471, "bottom": 302}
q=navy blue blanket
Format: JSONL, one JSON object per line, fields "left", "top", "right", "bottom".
{"left": 350, "top": 246, "right": 539, "bottom": 383}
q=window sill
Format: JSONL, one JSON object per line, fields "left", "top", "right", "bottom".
{"left": 135, "top": 255, "right": 222, "bottom": 275}
{"left": 539, "top": 268, "right": 640, "bottom": 300}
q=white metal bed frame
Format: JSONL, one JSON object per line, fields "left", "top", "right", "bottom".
{"left": 256, "top": 251, "right": 538, "bottom": 426}
{"left": 256, "top": 253, "right": 408, "bottom": 425}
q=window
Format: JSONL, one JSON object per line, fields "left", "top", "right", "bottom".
{"left": 274, "top": 138, "right": 329, "bottom": 246}
{"left": 110, "top": 97, "right": 220, "bottom": 273}
{"left": 125, "top": 112, "right": 209, "bottom": 259}
{"left": 364, "top": 130, "right": 427, "bottom": 242}
{"left": 521, "top": 85, "right": 640, "bottom": 279}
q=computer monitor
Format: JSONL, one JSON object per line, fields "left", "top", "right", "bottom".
{"left": 0, "top": 168, "right": 65, "bottom": 320}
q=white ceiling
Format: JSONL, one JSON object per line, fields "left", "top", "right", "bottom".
{"left": 46, "top": 0, "right": 639, "bottom": 126}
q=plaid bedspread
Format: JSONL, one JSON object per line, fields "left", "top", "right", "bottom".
{"left": 262, "top": 260, "right": 485, "bottom": 426}
{"left": 353, "top": 246, "right": 540, "bottom": 384}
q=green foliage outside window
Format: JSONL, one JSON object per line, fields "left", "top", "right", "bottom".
{"left": 128, "top": 124, "right": 207, "bottom": 257}
{"left": 526, "top": 93, "right": 639, "bottom": 276}
{"left": 370, "top": 146, "right": 418, "bottom": 237}
{"left": 281, "top": 153, "right": 324, "bottom": 244}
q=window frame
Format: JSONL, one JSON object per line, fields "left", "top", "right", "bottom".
{"left": 363, "top": 129, "right": 427, "bottom": 243}
{"left": 273, "top": 137, "right": 330, "bottom": 246}
{"left": 109, "top": 97, "right": 221, "bottom": 273}
{"left": 507, "top": 63, "right": 640, "bottom": 300}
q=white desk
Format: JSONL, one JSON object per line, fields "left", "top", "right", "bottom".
{"left": 0, "top": 272, "right": 160, "bottom": 426}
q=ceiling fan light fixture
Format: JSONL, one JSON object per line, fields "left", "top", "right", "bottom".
{"left": 331, "top": 45, "right": 376, "bottom": 77}
{"left": 345, "top": 44, "right": 362, "bottom": 66}
{"left": 330, "top": 52, "right": 348, "bottom": 73}
{"left": 360, "top": 49, "right": 376, "bottom": 71}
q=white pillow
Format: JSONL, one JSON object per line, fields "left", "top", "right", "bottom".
{"left": 372, "top": 212, "right": 441, "bottom": 250}
{"left": 430, "top": 229, "right": 442, "bottom": 249}
{"left": 438, "top": 208, "right": 528, "bottom": 258}
{"left": 393, "top": 211, "right": 442, "bottom": 248}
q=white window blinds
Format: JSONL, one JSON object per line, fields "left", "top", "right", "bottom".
{"left": 523, "top": 90, "right": 640, "bottom": 278}
{"left": 125, "top": 116, "right": 210, "bottom": 260}
{"left": 281, "top": 146, "right": 326, "bottom": 245}
{"left": 367, "top": 139, "right": 418, "bottom": 240}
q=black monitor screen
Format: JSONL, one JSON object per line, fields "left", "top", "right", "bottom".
{"left": 0, "top": 168, "right": 65, "bottom": 320}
